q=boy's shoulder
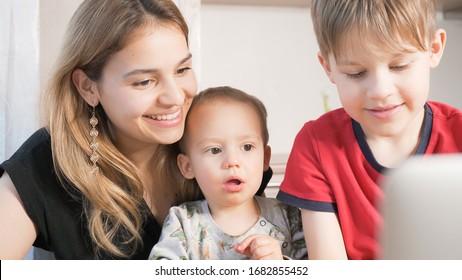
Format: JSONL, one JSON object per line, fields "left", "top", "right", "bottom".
{"left": 315, "top": 107, "right": 350, "bottom": 122}
{"left": 299, "top": 107, "right": 354, "bottom": 138}
{"left": 303, "top": 107, "right": 352, "bottom": 129}
{"left": 427, "top": 101, "right": 462, "bottom": 119}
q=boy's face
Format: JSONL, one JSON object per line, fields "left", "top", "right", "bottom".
{"left": 319, "top": 30, "right": 445, "bottom": 139}
{"left": 177, "top": 100, "right": 269, "bottom": 210}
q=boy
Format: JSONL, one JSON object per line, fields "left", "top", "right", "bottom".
{"left": 277, "top": 0, "right": 462, "bottom": 259}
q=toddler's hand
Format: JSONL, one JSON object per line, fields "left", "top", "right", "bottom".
{"left": 235, "top": 234, "right": 283, "bottom": 260}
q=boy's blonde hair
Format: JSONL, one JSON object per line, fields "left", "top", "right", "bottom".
{"left": 311, "top": 0, "right": 437, "bottom": 60}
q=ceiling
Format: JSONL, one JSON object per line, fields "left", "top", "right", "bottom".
{"left": 201, "top": 0, "right": 309, "bottom": 7}
{"left": 202, "top": 0, "right": 462, "bottom": 19}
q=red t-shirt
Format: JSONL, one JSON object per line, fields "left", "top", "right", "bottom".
{"left": 277, "top": 101, "right": 462, "bottom": 259}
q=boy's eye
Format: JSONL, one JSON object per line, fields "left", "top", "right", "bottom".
{"left": 390, "top": 65, "right": 408, "bottom": 71}
{"left": 346, "top": 71, "right": 366, "bottom": 79}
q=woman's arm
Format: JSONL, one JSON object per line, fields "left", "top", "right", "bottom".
{"left": 301, "top": 209, "right": 347, "bottom": 259}
{"left": 0, "top": 172, "right": 37, "bottom": 259}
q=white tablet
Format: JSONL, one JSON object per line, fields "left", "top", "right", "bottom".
{"left": 379, "top": 154, "right": 462, "bottom": 260}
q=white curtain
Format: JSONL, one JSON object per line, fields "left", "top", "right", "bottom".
{"left": 174, "top": 0, "right": 202, "bottom": 85}
{"left": 0, "top": 0, "right": 40, "bottom": 163}
{"left": 0, "top": 0, "right": 200, "bottom": 259}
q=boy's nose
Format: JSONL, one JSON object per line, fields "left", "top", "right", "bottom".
{"left": 366, "top": 71, "right": 395, "bottom": 99}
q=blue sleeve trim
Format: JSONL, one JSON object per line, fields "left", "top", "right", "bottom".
{"left": 276, "top": 191, "right": 337, "bottom": 212}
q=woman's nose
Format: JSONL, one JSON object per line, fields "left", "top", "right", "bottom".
{"left": 158, "top": 77, "right": 184, "bottom": 106}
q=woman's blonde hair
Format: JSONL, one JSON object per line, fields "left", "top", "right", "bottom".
{"left": 40, "top": 0, "right": 189, "bottom": 259}
{"left": 167, "top": 86, "right": 270, "bottom": 201}
{"left": 311, "top": 0, "right": 437, "bottom": 61}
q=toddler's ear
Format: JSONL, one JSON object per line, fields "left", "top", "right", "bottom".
{"left": 177, "top": 153, "right": 195, "bottom": 179}
{"left": 318, "top": 52, "right": 336, "bottom": 84}
{"left": 263, "top": 145, "right": 272, "bottom": 171}
{"left": 429, "top": 29, "right": 446, "bottom": 68}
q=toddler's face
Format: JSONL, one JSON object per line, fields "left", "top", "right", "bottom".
{"left": 178, "top": 100, "right": 266, "bottom": 209}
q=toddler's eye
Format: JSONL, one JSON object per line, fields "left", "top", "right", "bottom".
{"left": 207, "top": 147, "right": 221, "bottom": 155}
{"left": 243, "top": 144, "right": 253, "bottom": 151}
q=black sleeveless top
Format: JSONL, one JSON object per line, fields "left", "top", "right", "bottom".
{"left": 1, "top": 128, "right": 272, "bottom": 259}
{"left": 0, "top": 128, "right": 161, "bottom": 259}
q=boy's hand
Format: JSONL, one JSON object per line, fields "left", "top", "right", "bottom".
{"left": 234, "top": 234, "right": 283, "bottom": 260}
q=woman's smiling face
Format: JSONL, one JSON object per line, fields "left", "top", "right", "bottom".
{"left": 95, "top": 26, "right": 197, "bottom": 152}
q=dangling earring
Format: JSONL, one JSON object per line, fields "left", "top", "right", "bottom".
{"left": 89, "top": 106, "right": 99, "bottom": 173}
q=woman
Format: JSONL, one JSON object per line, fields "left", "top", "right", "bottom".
{"left": 1, "top": 0, "right": 199, "bottom": 259}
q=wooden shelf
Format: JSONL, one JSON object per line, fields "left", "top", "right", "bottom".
{"left": 439, "top": 0, "right": 462, "bottom": 19}
{"left": 438, "top": 0, "right": 462, "bottom": 12}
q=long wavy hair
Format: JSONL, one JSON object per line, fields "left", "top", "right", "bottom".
{"left": 40, "top": 0, "right": 189, "bottom": 259}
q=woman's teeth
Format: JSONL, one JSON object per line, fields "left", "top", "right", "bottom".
{"left": 149, "top": 110, "right": 180, "bottom": 121}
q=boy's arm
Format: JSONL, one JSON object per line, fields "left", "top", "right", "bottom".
{"left": 288, "top": 207, "right": 308, "bottom": 260}
{"left": 301, "top": 209, "right": 347, "bottom": 259}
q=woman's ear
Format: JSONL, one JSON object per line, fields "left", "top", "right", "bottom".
{"left": 177, "top": 153, "right": 195, "bottom": 179}
{"left": 318, "top": 52, "right": 336, "bottom": 84}
{"left": 72, "top": 68, "right": 100, "bottom": 106}
{"left": 429, "top": 29, "right": 447, "bottom": 68}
